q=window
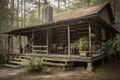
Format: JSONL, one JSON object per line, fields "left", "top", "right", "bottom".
{"left": 70, "top": 31, "right": 76, "bottom": 43}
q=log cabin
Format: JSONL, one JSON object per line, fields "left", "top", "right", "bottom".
{"left": 3, "top": 1, "right": 118, "bottom": 71}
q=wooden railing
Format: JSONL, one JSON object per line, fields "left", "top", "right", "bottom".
{"left": 32, "top": 45, "right": 48, "bottom": 53}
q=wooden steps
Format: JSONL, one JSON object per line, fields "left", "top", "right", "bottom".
{"left": 3, "top": 54, "right": 30, "bottom": 68}
{"left": 43, "top": 57, "right": 73, "bottom": 70}
{"left": 3, "top": 64, "right": 21, "bottom": 68}
{"left": 11, "top": 58, "right": 26, "bottom": 61}
{"left": 4, "top": 54, "right": 73, "bottom": 70}
{"left": 8, "top": 61, "right": 22, "bottom": 65}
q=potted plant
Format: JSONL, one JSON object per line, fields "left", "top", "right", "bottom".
{"left": 75, "top": 37, "right": 89, "bottom": 57}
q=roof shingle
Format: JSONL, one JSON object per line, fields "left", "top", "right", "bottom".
{"left": 53, "top": 1, "right": 109, "bottom": 22}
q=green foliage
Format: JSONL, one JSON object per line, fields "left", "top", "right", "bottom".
{"left": 26, "top": 9, "right": 39, "bottom": 26}
{"left": 0, "top": 49, "right": 7, "bottom": 64}
{"left": 22, "top": 56, "right": 43, "bottom": 72}
{"left": 106, "top": 34, "right": 120, "bottom": 53}
{"left": 30, "top": 57, "right": 43, "bottom": 72}
{"left": 75, "top": 37, "right": 88, "bottom": 51}
{"left": 21, "top": 56, "right": 51, "bottom": 73}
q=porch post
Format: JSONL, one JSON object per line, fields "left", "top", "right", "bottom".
{"left": 11, "top": 35, "right": 13, "bottom": 54}
{"left": 19, "top": 34, "right": 22, "bottom": 53}
{"left": 8, "top": 35, "right": 11, "bottom": 54}
{"left": 67, "top": 25, "right": 71, "bottom": 57}
{"left": 87, "top": 21, "right": 93, "bottom": 72}
{"left": 47, "top": 29, "right": 49, "bottom": 55}
{"left": 32, "top": 32, "right": 34, "bottom": 53}
{"left": 8, "top": 35, "right": 13, "bottom": 54}
{"left": 5, "top": 34, "right": 7, "bottom": 51}
{"left": 89, "top": 22, "right": 92, "bottom": 56}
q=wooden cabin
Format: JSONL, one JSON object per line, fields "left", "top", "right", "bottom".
{"left": 4, "top": 1, "right": 118, "bottom": 71}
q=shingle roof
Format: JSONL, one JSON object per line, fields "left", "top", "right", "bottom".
{"left": 4, "top": 1, "right": 116, "bottom": 35}
{"left": 53, "top": 1, "right": 109, "bottom": 22}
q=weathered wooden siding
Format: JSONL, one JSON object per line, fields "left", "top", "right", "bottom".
{"left": 55, "top": 27, "right": 67, "bottom": 44}
{"left": 99, "top": 7, "right": 112, "bottom": 25}
{"left": 34, "top": 30, "right": 47, "bottom": 45}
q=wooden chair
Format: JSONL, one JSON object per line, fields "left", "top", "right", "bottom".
{"left": 70, "top": 43, "right": 75, "bottom": 54}
{"left": 64, "top": 43, "right": 75, "bottom": 54}
{"left": 52, "top": 44, "right": 57, "bottom": 53}
{"left": 57, "top": 43, "right": 64, "bottom": 54}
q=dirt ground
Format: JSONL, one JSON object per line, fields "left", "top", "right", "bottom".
{"left": 0, "top": 63, "right": 120, "bottom": 80}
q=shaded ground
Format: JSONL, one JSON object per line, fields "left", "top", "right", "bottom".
{"left": 0, "top": 63, "right": 120, "bottom": 80}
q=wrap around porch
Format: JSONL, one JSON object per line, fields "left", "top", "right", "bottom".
{"left": 8, "top": 21, "right": 98, "bottom": 57}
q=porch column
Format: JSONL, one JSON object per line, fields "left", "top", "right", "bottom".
{"left": 47, "top": 29, "right": 49, "bottom": 55}
{"left": 5, "top": 34, "right": 7, "bottom": 51}
{"left": 11, "top": 35, "right": 13, "bottom": 54}
{"left": 19, "top": 34, "right": 22, "bottom": 53}
{"left": 8, "top": 35, "right": 13, "bottom": 54}
{"left": 32, "top": 32, "right": 34, "bottom": 53}
{"left": 87, "top": 62, "right": 93, "bottom": 72}
{"left": 87, "top": 22, "right": 93, "bottom": 72}
{"left": 89, "top": 22, "right": 92, "bottom": 57}
{"left": 67, "top": 25, "right": 71, "bottom": 57}
{"left": 8, "top": 35, "right": 11, "bottom": 54}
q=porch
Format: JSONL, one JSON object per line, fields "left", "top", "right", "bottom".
{"left": 5, "top": 20, "right": 108, "bottom": 71}
{"left": 7, "top": 21, "right": 102, "bottom": 57}
{"left": 5, "top": 52, "right": 107, "bottom": 71}
{"left": 8, "top": 52, "right": 105, "bottom": 62}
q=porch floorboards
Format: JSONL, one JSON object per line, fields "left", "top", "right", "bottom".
{"left": 9, "top": 53, "right": 104, "bottom": 62}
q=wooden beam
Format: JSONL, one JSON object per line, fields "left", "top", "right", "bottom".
{"left": 5, "top": 34, "right": 7, "bottom": 52}
{"left": 32, "top": 32, "right": 34, "bottom": 53}
{"left": 8, "top": 35, "right": 11, "bottom": 54}
{"left": 10, "top": 35, "right": 13, "bottom": 54}
{"left": 89, "top": 22, "right": 92, "bottom": 57}
{"left": 67, "top": 25, "right": 71, "bottom": 57}
{"left": 33, "top": 45, "right": 47, "bottom": 48}
{"left": 46, "top": 29, "right": 49, "bottom": 55}
{"left": 19, "top": 34, "right": 21, "bottom": 47}
{"left": 19, "top": 34, "right": 22, "bottom": 53}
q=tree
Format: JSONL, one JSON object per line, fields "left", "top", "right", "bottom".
{"left": 0, "top": 0, "right": 10, "bottom": 53}
{"left": 24, "top": 0, "right": 26, "bottom": 27}
{"left": 17, "top": 0, "right": 20, "bottom": 28}
{"left": 38, "top": 0, "right": 41, "bottom": 22}
{"left": 11, "top": 0, "right": 15, "bottom": 30}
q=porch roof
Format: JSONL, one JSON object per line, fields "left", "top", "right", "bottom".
{"left": 4, "top": 1, "right": 117, "bottom": 35}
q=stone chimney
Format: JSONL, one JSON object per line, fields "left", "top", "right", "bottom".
{"left": 42, "top": 5, "right": 53, "bottom": 24}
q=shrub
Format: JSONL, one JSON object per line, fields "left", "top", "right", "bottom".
{"left": 21, "top": 56, "right": 51, "bottom": 73}
{"left": 30, "top": 57, "right": 43, "bottom": 72}
{"left": 106, "top": 34, "right": 120, "bottom": 54}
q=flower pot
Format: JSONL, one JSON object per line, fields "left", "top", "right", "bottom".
{"left": 79, "top": 51, "right": 89, "bottom": 57}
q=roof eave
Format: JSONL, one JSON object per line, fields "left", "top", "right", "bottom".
{"left": 5, "top": 14, "right": 97, "bottom": 35}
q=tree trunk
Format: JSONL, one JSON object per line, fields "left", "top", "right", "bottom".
{"left": 11, "top": 0, "right": 14, "bottom": 30}
{"left": 24, "top": 0, "right": 26, "bottom": 27}
{"left": 58, "top": 0, "right": 60, "bottom": 12}
{"left": 38, "top": 0, "right": 41, "bottom": 22}
{"left": 17, "top": 0, "right": 19, "bottom": 28}
{"left": 21, "top": 0, "right": 23, "bottom": 28}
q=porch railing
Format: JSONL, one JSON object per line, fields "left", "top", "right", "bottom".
{"left": 32, "top": 45, "right": 48, "bottom": 53}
